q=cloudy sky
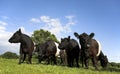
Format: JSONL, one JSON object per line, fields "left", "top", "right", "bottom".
{"left": 0, "top": 0, "right": 120, "bottom": 62}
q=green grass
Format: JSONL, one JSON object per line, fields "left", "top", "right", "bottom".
{"left": 0, "top": 58, "right": 120, "bottom": 74}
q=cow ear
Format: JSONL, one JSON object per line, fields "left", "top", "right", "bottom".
{"left": 68, "top": 36, "right": 70, "bottom": 39}
{"left": 61, "top": 38, "right": 63, "bottom": 41}
{"left": 74, "top": 32, "right": 79, "bottom": 39}
{"left": 89, "top": 33, "right": 94, "bottom": 39}
{"left": 18, "top": 28, "right": 22, "bottom": 34}
{"left": 67, "top": 36, "right": 70, "bottom": 41}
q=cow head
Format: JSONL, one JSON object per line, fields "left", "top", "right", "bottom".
{"left": 8, "top": 29, "right": 22, "bottom": 43}
{"left": 58, "top": 36, "right": 70, "bottom": 50}
{"left": 84, "top": 33, "right": 94, "bottom": 48}
{"left": 74, "top": 32, "right": 89, "bottom": 45}
{"left": 74, "top": 32, "right": 95, "bottom": 57}
{"left": 74, "top": 32, "right": 94, "bottom": 48}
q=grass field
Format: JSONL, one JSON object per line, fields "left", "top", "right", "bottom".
{"left": 0, "top": 58, "right": 120, "bottom": 74}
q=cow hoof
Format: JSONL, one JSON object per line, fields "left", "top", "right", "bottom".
{"left": 85, "top": 67, "right": 89, "bottom": 69}
{"left": 26, "top": 61, "right": 30, "bottom": 64}
{"left": 95, "top": 68, "right": 99, "bottom": 70}
{"left": 18, "top": 62, "right": 21, "bottom": 65}
{"left": 77, "top": 65, "right": 80, "bottom": 68}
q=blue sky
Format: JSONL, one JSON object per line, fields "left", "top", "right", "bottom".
{"left": 0, "top": 0, "right": 120, "bottom": 62}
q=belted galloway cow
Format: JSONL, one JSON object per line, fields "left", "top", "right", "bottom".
{"left": 74, "top": 32, "right": 108, "bottom": 70}
{"left": 35, "top": 40, "right": 57, "bottom": 65}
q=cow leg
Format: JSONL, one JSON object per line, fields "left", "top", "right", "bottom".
{"left": 46, "top": 57, "right": 50, "bottom": 64}
{"left": 80, "top": 50, "right": 84, "bottom": 67}
{"left": 22, "top": 54, "right": 26, "bottom": 63}
{"left": 69, "top": 56, "right": 73, "bottom": 67}
{"left": 61, "top": 54, "right": 67, "bottom": 65}
{"left": 50, "top": 56, "right": 53, "bottom": 64}
{"left": 92, "top": 57, "right": 98, "bottom": 70}
{"left": 71, "top": 58, "right": 74, "bottom": 67}
{"left": 81, "top": 55, "right": 84, "bottom": 67}
{"left": 76, "top": 56, "right": 79, "bottom": 67}
{"left": 84, "top": 58, "right": 89, "bottom": 69}
{"left": 81, "top": 57, "right": 84, "bottom": 67}
{"left": 64, "top": 55, "right": 67, "bottom": 66}
{"left": 38, "top": 55, "right": 42, "bottom": 63}
{"left": 19, "top": 47, "right": 23, "bottom": 64}
{"left": 19, "top": 53, "right": 24, "bottom": 64}
{"left": 67, "top": 56, "right": 71, "bottom": 67}
{"left": 38, "top": 58, "right": 41, "bottom": 63}
{"left": 60, "top": 57, "right": 63, "bottom": 64}
{"left": 47, "top": 58, "right": 50, "bottom": 64}
{"left": 27, "top": 54, "right": 32, "bottom": 64}
{"left": 53, "top": 55, "right": 57, "bottom": 65}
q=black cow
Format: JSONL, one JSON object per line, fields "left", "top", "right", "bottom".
{"left": 58, "top": 36, "right": 80, "bottom": 67}
{"left": 35, "top": 40, "right": 57, "bottom": 65}
{"left": 8, "top": 29, "right": 34, "bottom": 64}
{"left": 74, "top": 32, "right": 108, "bottom": 70}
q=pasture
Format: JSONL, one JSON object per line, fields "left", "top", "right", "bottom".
{"left": 0, "top": 58, "right": 120, "bottom": 74}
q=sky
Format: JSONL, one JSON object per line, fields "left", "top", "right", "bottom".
{"left": 0, "top": 0, "right": 120, "bottom": 63}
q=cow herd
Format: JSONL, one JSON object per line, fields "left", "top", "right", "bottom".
{"left": 8, "top": 29, "right": 108, "bottom": 70}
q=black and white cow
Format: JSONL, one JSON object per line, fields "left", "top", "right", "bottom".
{"left": 74, "top": 32, "right": 108, "bottom": 70}
{"left": 35, "top": 40, "right": 57, "bottom": 65}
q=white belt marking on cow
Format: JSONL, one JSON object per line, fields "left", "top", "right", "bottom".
{"left": 96, "top": 40, "right": 102, "bottom": 56}
{"left": 55, "top": 42, "right": 60, "bottom": 57}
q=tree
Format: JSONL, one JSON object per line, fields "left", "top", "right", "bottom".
{"left": 31, "top": 29, "right": 59, "bottom": 45}
{"left": 0, "top": 51, "right": 18, "bottom": 59}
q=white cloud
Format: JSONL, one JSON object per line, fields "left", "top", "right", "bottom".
{"left": 30, "top": 18, "right": 40, "bottom": 23}
{"left": 0, "top": 26, "right": 6, "bottom": 32}
{"left": 0, "top": 21, "right": 7, "bottom": 32}
{"left": 0, "top": 29, "right": 19, "bottom": 54}
{"left": 0, "top": 21, "right": 31, "bottom": 54}
{"left": 19, "top": 26, "right": 32, "bottom": 36}
{"left": 0, "top": 20, "right": 20, "bottom": 54}
{"left": 29, "top": 15, "right": 76, "bottom": 40}
{"left": 40, "top": 16, "right": 62, "bottom": 32}
{"left": 0, "top": 21, "right": 8, "bottom": 26}
{"left": 38, "top": 15, "right": 76, "bottom": 40}
{"left": 65, "top": 15, "right": 76, "bottom": 25}
{"left": 40, "top": 16, "right": 51, "bottom": 23}
{"left": 65, "top": 15, "right": 74, "bottom": 20}
{"left": 1, "top": 16, "right": 9, "bottom": 20}
{"left": 0, "top": 20, "right": 19, "bottom": 54}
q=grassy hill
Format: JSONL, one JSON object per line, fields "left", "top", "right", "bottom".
{"left": 0, "top": 58, "right": 120, "bottom": 74}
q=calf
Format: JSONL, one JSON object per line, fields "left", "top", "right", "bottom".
{"left": 8, "top": 29, "right": 34, "bottom": 64}
{"left": 58, "top": 36, "right": 80, "bottom": 67}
